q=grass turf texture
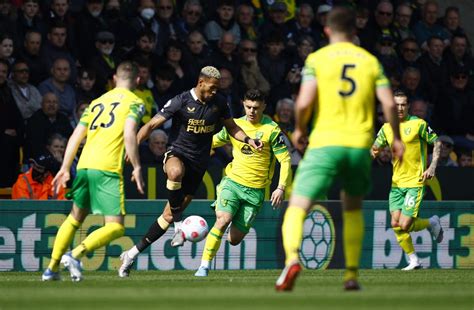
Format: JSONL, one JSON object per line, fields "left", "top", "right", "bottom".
{"left": 1, "top": 270, "right": 472, "bottom": 310}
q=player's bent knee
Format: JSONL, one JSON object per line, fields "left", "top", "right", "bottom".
{"left": 391, "top": 220, "right": 399, "bottom": 228}
{"left": 400, "top": 222, "right": 411, "bottom": 231}
{"left": 106, "top": 222, "right": 125, "bottom": 238}
{"left": 228, "top": 237, "right": 243, "bottom": 246}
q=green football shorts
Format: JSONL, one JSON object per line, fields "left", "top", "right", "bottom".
{"left": 67, "top": 169, "right": 125, "bottom": 216}
{"left": 292, "top": 146, "right": 372, "bottom": 200}
{"left": 389, "top": 187, "right": 424, "bottom": 218}
{"left": 214, "top": 176, "right": 265, "bottom": 234}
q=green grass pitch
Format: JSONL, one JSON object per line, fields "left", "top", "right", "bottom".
{"left": 0, "top": 269, "right": 472, "bottom": 310}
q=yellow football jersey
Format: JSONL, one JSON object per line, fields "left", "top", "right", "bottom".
{"left": 78, "top": 87, "right": 144, "bottom": 174}
{"left": 303, "top": 42, "right": 390, "bottom": 149}
{"left": 133, "top": 87, "right": 155, "bottom": 124}
{"left": 213, "top": 115, "right": 291, "bottom": 189}
{"left": 374, "top": 115, "right": 438, "bottom": 187}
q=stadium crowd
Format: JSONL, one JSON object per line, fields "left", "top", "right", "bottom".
{"left": 0, "top": 0, "right": 473, "bottom": 192}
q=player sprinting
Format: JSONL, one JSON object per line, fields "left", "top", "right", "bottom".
{"left": 195, "top": 89, "right": 292, "bottom": 277}
{"left": 42, "top": 61, "right": 145, "bottom": 281}
{"left": 371, "top": 89, "right": 443, "bottom": 270}
{"left": 118, "top": 66, "right": 262, "bottom": 278}
{"left": 275, "top": 7, "right": 404, "bottom": 291}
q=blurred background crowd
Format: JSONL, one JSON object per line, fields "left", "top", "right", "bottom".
{"left": 0, "top": 0, "right": 472, "bottom": 195}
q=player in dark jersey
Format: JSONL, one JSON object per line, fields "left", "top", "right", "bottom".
{"left": 118, "top": 66, "right": 262, "bottom": 277}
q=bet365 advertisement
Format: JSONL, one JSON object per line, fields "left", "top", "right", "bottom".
{"left": 0, "top": 200, "right": 472, "bottom": 272}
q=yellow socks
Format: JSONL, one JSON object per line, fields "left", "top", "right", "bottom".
{"left": 343, "top": 209, "right": 364, "bottom": 281}
{"left": 393, "top": 226, "right": 415, "bottom": 255}
{"left": 282, "top": 206, "right": 307, "bottom": 265}
{"left": 201, "top": 227, "right": 224, "bottom": 266}
{"left": 408, "top": 218, "right": 430, "bottom": 232}
{"left": 71, "top": 222, "right": 125, "bottom": 259}
{"left": 48, "top": 215, "right": 80, "bottom": 272}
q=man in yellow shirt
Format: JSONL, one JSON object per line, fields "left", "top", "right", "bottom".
{"left": 372, "top": 89, "right": 443, "bottom": 270}
{"left": 275, "top": 7, "right": 404, "bottom": 291}
{"left": 195, "top": 89, "right": 292, "bottom": 276}
{"left": 42, "top": 61, "right": 145, "bottom": 282}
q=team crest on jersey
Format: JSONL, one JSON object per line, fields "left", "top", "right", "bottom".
{"left": 404, "top": 127, "right": 411, "bottom": 135}
{"left": 241, "top": 144, "right": 254, "bottom": 155}
{"left": 255, "top": 131, "right": 264, "bottom": 140}
{"left": 187, "top": 106, "right": 196, "bottom": 113}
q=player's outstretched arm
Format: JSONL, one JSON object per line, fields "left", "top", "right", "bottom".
{"left": 376, "top": 87, "right": 404, "bottom": 162}
{"left": 124, "top": 118, "right": 144, "bottom": 194}
{"left": 52, "top": 124, "right": 87, "bottom": 194}
{"left": 422, "top": 139, "right": 441, "bottom": 181}
{"left": 293, "top": 79, "right": 316, "bottom": 153}
{"left": 137, "top": 114, "right": 167, "bottom": 144}
{"left": 223, "top": 118, "right": 263, "bottom": 151}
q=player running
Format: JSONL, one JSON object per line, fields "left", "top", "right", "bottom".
{"left": 372, "top": 89, "right": 443, "bottom": 270}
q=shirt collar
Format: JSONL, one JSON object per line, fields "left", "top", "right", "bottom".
{"left": 190, "top": 88, "right": 204, "bottom": 104}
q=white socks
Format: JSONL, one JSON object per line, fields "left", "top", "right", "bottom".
{"left": 200, "top": 259, "right": 211, "bottom": 268}
{"left": 408, "top": 253, "right": 419, "bottom": 263}
{"left": 174, "top": 221, "right": 182, "bottom": 232}
{"left": 128, "top": 246, "right": 140, "bottom": 259}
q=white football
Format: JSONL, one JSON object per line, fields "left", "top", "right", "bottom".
{"left": 181, "top": 215, "right": 209, "bottom": 242}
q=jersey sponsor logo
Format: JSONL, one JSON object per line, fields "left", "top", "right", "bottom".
{"left": 241, "top": 144, "right": 254, "bottom": 155}
{"left": 404, "top": 127, "right": 411, "bottom": 135}
{"left": 277, "top": 133, "right": 286, "bottom": 146}
{"left": 427, "top": 126, "right": 433, "bottom": 134}
{"left": 187, "top": 106, "right": 196, "bottom": 113}
{"left": 186, "top": 118, "right": 215, "bottom": 134}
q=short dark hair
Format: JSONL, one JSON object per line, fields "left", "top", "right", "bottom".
{"left": 78, "top": 67, "right": 96, "bottom": 80}
{"left": 327, "top": 6, "right": 356, "bottom": 34}
{"left": 393, "top": 89, "right": 407, "bottom": 99}
{"left": 243, "top": 89, "right": 265, "bottom": 102}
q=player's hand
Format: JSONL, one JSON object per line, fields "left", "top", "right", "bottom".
{"left": 421, "top": 166, "right": 436, "bottom": 182}
{"left": 131, "top": 167, "right": 145, "bottom": 195}
{"left": 52, "top": 168, "right": 70, "bottom": 195}
{"left": 370, "top": 145, "right": 380, "bottom": 158}
{"left": 291, "top": 129, "right": 308, "bottom": 154}
{"left": 270, "top": 188, "right": 285, "bottom": 209}
{"left": 249, "top": 138, "right": 263, "bottom": 151}
{"left": 124, "top": 153, "right": 131, "bottom": 163}
{"left": 391, "top": 138, "right": 404, "bottom": 163}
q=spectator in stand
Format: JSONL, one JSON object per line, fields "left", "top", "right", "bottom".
{"left": 140, "top": 129, "right": 168, "bottom": 165}
{"left": 366, "top": 1, "right": 399, "bottom": 52}
{"left": 413, "top": 0, "right": 450, "bottom": 51}
{"left": 70, "top": 100, "right": 89, "bottom": 129}
{"left": 178, "top": 0, "right": 204, "bottom": 36}
{"left": 287, "top": 3, "right": 319, "bottom": 48}
{"left": 374, "top": 34, "right": 399, "bottom": 77}
{"left": 442, "top": 34, "right": 473, "bottom": 82}
{"left": 393, "top": 3, "right": 414, "bottom": 41}
{"left": 398, "top": 38, "right": 420, "bottom": 70}
{"left": 38, "top": 57, "right": 76, "bottom": 118}
{"left": 0, "top": 59, "right": 24, "bottom": 187}
{"left": 75, "top": 67, "right": 98, "bottom": 104}
{"left": 259, "top": 1, "right": 291, "bottom": 46}
{"left": 162, "top": 39, "right": 190, "bottom": 92}
{"left": 16, "top": 0, "right": 48, "bottom": 44}
{"left": 12, "top": 154, "right": 65, "bottom": 200}
{"left": 130, "top": 0, "right": 160, "bottom": 54}
{"left": 236, "top": 3, "right": 257, "bottom": 41}
{"left": 441, "top": 6, "right": 465, "bottom": 37}
{"left": 20, "top": 30, "right": 48, "bottom": 86}
{"left": 74, "top": 0, "right": 108, "bottom": 65}
{"left": 204, "top": 0, "right": 240, "bottom": 49}
{"left": 41, "top": 21, "right": 77, "bottom": 83}
{"left": 355, "top": 6, "right": 371, "bottom": 50}
{"left": 259, "top": 32, "right": 290, "bottom": 113}
{"left": 313, "top": 4, "right": 331, "bottom": 48}
{"left": 410, "top": 98, "right": 429, "bottom": 121}
{"left": 452, "top": 125, "right": 474, "bottom": 152}
{"left": 134, "top": 58, "right": 156, "bottom": 125}
{"left": 8, "top": 59, "right": 42, "bottom": 120}
{"left": 125, "top": 29, "right": 160, "bottom": 74}
{"left": 151, "top": 63, "right": 177, "bottom": 111}
{"left": 25, "top": 92, "right": 73, "bottom": 160}
{"left": 46, "top": 0, "right": 76, "bottom": 55}
{"left": 457, "top": 149, "right": 472, "bottom": 168}
{"left": 0, "top": 34, "right": 15, "bottom": 65}
{"left": 155, "top": 0, "right": 185, "bottom": 56}
{"left": 183, "top": 30, "right": 211, "bottom": 85}
{"left": 0, "top": 0, "right": 17, "bottom": 38}
{"left": 45, "top": 132, "right": 67, "bottom": 165}
{"left": 436, "top": 135, "right": 458, "bottom": 167}
{"left": 372, "top": 146, "right": 392, "bottom": 166}
{"left": 218, "top": 67, "right": 241, "bottom": 118}
{"left": 210, "top": 32, "right": 240, "bottom": 83}
{"left": 273, "top": 98, "right": 294, "bottom": 140}
{"left": 239, "top": 39, "right": 270, "bottom": 97}
{"left": 103, "top": 0, "right": 135, "bottom": 52}
{"left": 87, "top": 31, "right": 120, "bottom": 92}
{"left": 434, "top": 67, "right": 474, "bottom": 136}
{"left": 418, "top": 36, "right": 446, "bottom": 103}
{"left": 401, "top": 66, "right": 426, "bottom": 100}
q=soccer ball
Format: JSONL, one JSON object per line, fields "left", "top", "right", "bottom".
{"left": 181, "top": 215, "right": 209, "bottom": 242}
